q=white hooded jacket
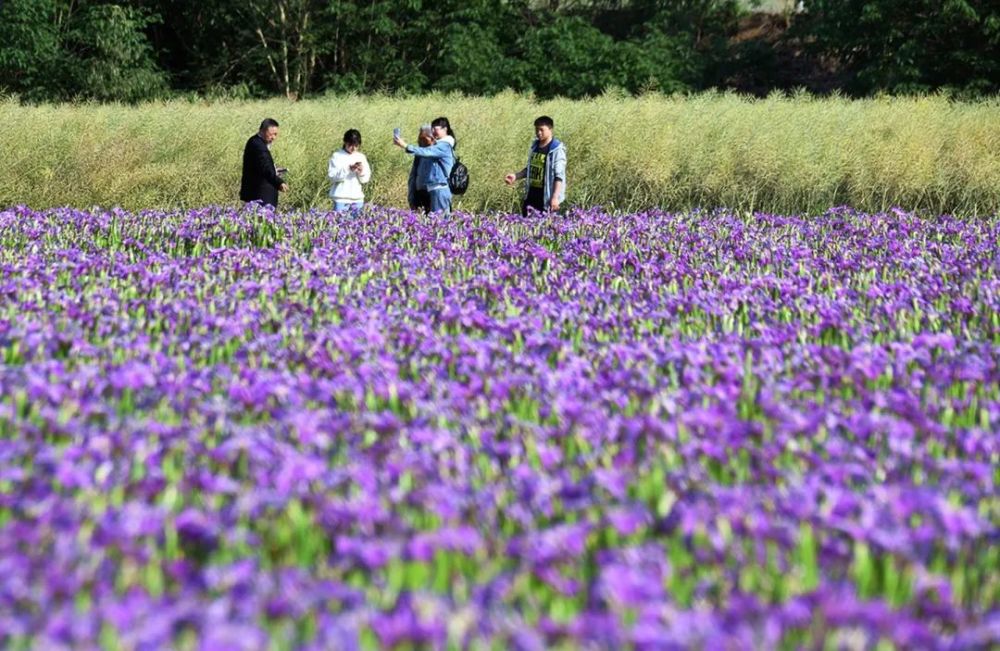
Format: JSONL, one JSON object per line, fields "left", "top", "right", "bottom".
{"left": 328, "top": 149, "right": 372, "bottom": 201}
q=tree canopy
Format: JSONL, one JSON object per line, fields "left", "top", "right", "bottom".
{"left": 1, "top": 0, "right": 997, "bottom": 102}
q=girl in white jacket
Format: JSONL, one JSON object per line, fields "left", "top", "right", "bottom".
{"left": 328, "top": 129, "right": 371, "bottom": 213}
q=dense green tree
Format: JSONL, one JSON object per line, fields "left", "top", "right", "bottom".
{"left": 321, "top": 0, "right": 436, "bottom": 93}
{"left": 0, "top": 0, "right": 65, "bottom": 101}
{"left": 800, "top": 0, "right": 1000, "bottom": 94}
{"left": 68, "top": 3, "right": 168, "bottom": 101}
{"left": 135, "top": 0, "right": 333, "bottom": 98}
{"left": 435, "top": 23, "right": 522, "bottom": 95}
{"left": 131, "top": 0, "right": 748, "bottom": 98}
{"left": 132, "top": 0, "right": 248, "bottom": 92}
{"left": 574, "top": 0, "right": 754, "bottom": 91}
{"left": 4, "top": 0, "right": 998, "bottom": 101}
{"left": 613, "top": 30, "right": 700, "bottom": 93}
{"left": 243, "top": 0, "right": 330, "bottom": 99}
{"left": 430, "top": 0, "right": 531, "bottom": 95}
{"left": 516, "top": 15, "right": 618, "bottom": 97}
{"left": 320, "top": 0, "right": 531, "bottom": 95}
{"left": 0, "top": 0, "right": 167, "bottom": 102}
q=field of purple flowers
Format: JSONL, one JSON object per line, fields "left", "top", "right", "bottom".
{"left": 0, "top": 204, "right": 997, "bottom": 650}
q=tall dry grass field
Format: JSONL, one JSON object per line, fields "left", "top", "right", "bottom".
{"left": 4, "top": 92, "right": 999, "bottom": 215}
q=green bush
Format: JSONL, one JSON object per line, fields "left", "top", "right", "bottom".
{"left": 800, "top": 0, "right": 1000, "bottom": 95}
{"left": 0, "top": 0, "right": 167, "bottom": 103}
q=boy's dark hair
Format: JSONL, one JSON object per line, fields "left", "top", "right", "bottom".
{"left": 431, "top": 117, "right": 456, "bottom": 147}
{"left": 534, "top": 115, "right": 554, "bottom": 129}
{"left": 259, "top": 118, "right": 280, "bottom": 131}
{"left": 343, "top": 129, "right": 362, "bottom": 147}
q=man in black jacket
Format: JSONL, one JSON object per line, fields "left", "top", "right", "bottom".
{"left": 240, "top": 118, "right": 288, "bottom": 207}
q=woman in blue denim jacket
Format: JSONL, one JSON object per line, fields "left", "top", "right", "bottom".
{"left": 395, "top": 116, "right": 456, "bottom": 215}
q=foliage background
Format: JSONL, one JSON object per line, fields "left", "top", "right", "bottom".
{"left": 1, "top": 1, "right": 998, "bottom": 103}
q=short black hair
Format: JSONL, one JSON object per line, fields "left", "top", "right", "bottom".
{"left": 259, "top": 118, "right": 280, "bottom": 131}
{"left": 343, "top": 129, "right": 362, "bottom": 147}
{"left": 534, "top": 115, "right": 554, "bottom": 129}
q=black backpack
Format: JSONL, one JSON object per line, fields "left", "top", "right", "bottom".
{"left": 449, "top": 157, "right": 469, "bottom": 195}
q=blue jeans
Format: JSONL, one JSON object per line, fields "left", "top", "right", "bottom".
{"left": 428, "top": 186, "right": 452, "bottom": 216}
{"left": 333, "top": 200, "right": 363, "bottom": 214}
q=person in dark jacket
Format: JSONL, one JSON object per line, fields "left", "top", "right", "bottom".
{"left": 240, "top": 118, "right": 288, "bottom": 207}
{"left": 406, "top": 125, "right": 434, "bottom": 213}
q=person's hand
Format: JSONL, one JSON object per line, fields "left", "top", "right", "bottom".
{"left": 279, "top": 183, "right": 289, "bottom": 193}
{"left": 393, "top": 135, "right": 407, "bottom": 148}
{"left": 549, "top": 199, "right": 560, "bottom": 211}
{"left": 504, "top": 173, "right": 517, "bottom": 186}
{"left": 350, "top": 162, "right": 363, "bottom": 173}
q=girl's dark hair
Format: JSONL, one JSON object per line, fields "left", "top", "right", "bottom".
{"left": 431, "top": 117, "right": 455, "bottom": 147}
{"left": 343, "top": 129, "right": 362, "bottom": 147}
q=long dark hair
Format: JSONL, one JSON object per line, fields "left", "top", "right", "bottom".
{"left": 431, "top": 116, "right": 456, "bottom": 148}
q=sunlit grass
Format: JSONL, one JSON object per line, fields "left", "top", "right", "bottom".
{"left": 4, "top": 91, "right": 999, "bottom": 214}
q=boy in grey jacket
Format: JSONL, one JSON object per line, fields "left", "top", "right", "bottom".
{"left": 505, "top": 116, "right": 566, "bottom": 216}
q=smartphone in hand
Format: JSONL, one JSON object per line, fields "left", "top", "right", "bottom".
{"left": 393, "top": 127, "right": 401, "bottom": 139}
